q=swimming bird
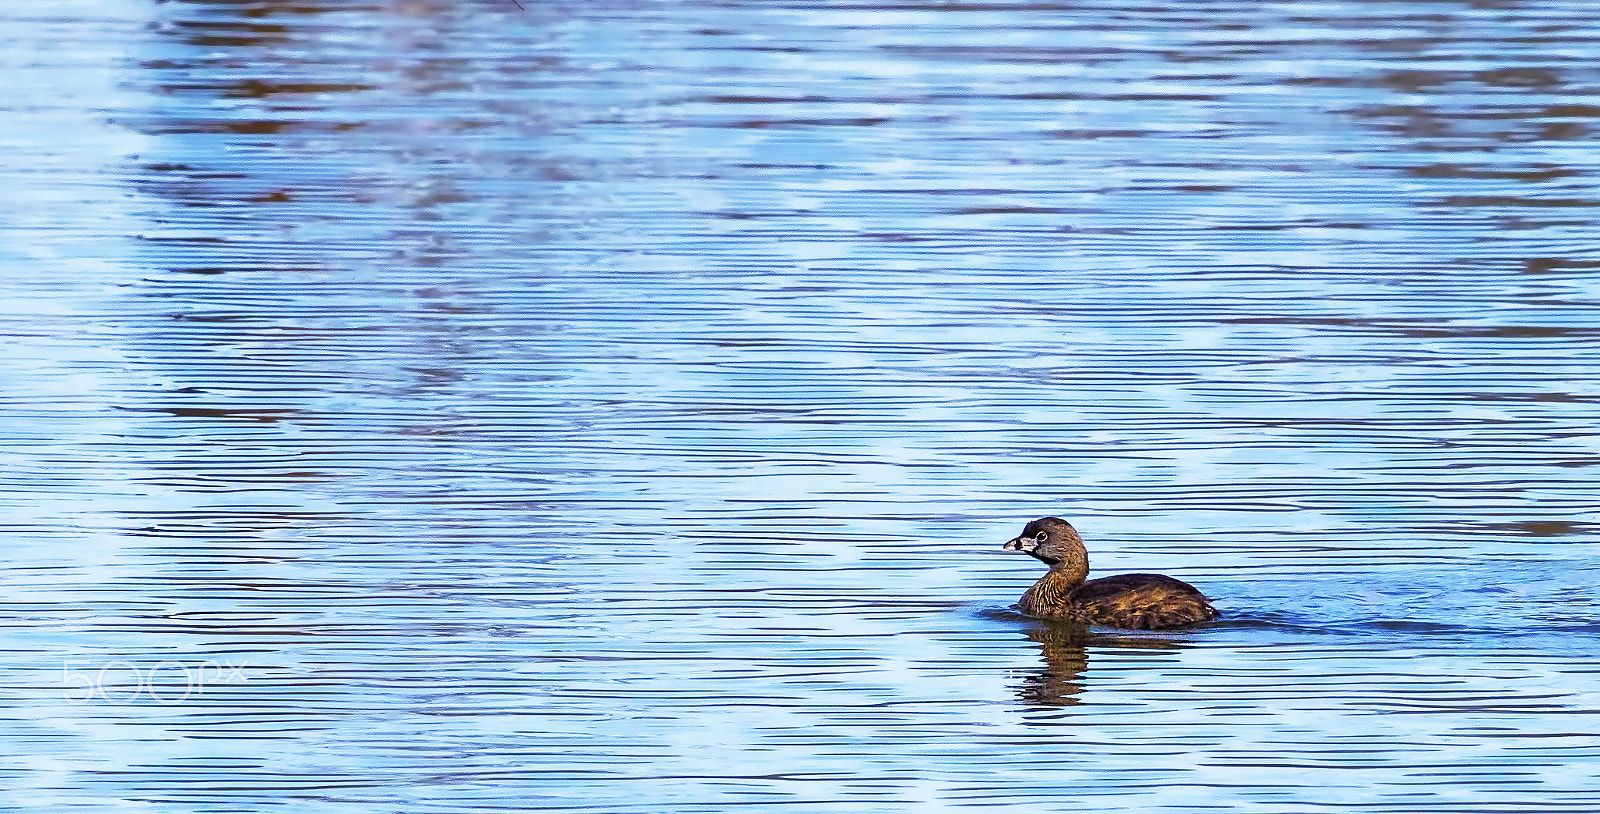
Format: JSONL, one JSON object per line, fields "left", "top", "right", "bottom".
{"left": 1003, "top": 517, "right": 1217, "bottom": 630}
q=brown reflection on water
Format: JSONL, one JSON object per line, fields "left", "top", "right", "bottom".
{"left": 1016, "top": 623, "right": 1089, "bottom": 707}
{"left": 1016, "top": 623, "right": 1203, "bottom": 710}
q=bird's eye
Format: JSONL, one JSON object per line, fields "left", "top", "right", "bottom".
{"left": 1034, "top": 531, "right": 1047, "bottom": 543}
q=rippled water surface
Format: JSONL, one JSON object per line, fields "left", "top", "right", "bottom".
{"left": 5, "top": 0, "right": 1600, "bottom": 810}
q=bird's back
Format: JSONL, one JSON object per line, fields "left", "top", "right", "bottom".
{"left": 1069, "top": 573, "right": 1218, "bottom": 630}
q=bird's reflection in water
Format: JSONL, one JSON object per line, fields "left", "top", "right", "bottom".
{"left": 1015, "top": 622, "right": 1194, "bottom": 708}
{"left": 1016, "top": 622, "right": 1091, "bottom": 706}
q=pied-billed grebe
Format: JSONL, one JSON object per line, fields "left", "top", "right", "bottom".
{"left": 1003, "top": 517, "right": 1217, "bottom": 630}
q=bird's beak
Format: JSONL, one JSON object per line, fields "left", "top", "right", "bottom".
{"left": 1003, "top": 536, "right": 1035, "bottom": 553}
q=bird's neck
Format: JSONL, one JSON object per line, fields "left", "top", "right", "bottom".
{"left": 1044, "top": 559, "right": 1089, "bottom": 588}
{"left": 1020, "top": 561, "right": 1090, "bottom": 615}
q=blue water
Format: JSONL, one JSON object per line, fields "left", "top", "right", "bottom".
{"left": 3, "top": 0, "right": 1599, "bottom": 810}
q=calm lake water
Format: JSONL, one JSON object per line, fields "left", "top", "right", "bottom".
{"left": 4, "top": 0, "right": 1600, "bottom": 810}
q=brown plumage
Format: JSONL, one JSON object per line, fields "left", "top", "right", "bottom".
{"left": 1002, "top": 517, "right": 1218, "bottom": 630}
